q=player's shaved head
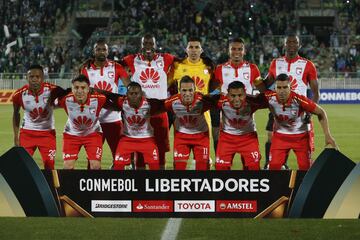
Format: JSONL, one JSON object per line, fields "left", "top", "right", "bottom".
{"left": 28, "top": 64, "right": 44, "bottom": 73}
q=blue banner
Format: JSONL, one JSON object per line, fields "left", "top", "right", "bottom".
{"left": 319, "top": 89, "right": 360, "bottom": 104}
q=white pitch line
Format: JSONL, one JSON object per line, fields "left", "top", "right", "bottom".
{"left": 160, "top": 218, "right": 183, "bottom": 240}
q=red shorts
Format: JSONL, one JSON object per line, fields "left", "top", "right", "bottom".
{"left": 269, "top": 132, "right": 311, "bottom": 170}
{"left": 63, "top": 132, "right": 103, "bottom": 161}
{"left": 174, "top": 131, "right": 209, "bottom": 163}
{"left": 215, "top": 131, "right": 261, "bottom": 170}
{"left": 114, "top": 136, "right": 159, "bottom": 166}
{"left": 19, "top": 128, "right": 56, "bottom": 166}
{"left": 100, "top": 121, "right": 123, "bottom": 159}
{"left": 150, "top": 112, "right": 170, "bottom": 153}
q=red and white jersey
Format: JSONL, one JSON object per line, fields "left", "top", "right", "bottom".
{"left": 58, "top": 93, "right": 106, "bottom": 136}
{"left": 264, "top": 90, "right": 316, "bottom": 134}
{"left": 165, "top": 93, "right": 210, "bottom": 134}
{"left": 123, "top": 53, "right": 174, "bottom": 99}
{"left": 81, "top": 60, "right": 128, "bottom": 123}
{"left": 117, "top": 97, "right": 157, "bottom": 138}
{"left": 218, "top": 94, "right": 268, "bottom": 135}
{"left": 215, "top": 61, "right": 260, "bottom": 95}
{"left": 268, "top": 56, "right": 317, "bottom": 96}
{"left": 12, "top": 83, "right": 56, "bottom": 131}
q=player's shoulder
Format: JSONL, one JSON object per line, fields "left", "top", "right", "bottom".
{"left": 218, "top": 94, "right": 228, "bottom": 103}
{"left": 14, "top": 85, "right": 29, "bottom": 95}
{"left": 292, "top": 91, "right": 310, "bottom": 103}
{"left": 264, "top": 90, "right": 276, "bottom": 98}
{"left": 165, "top": 94, "right": 180, "bottom": 103}
{"left": 43, "top": 82, "right": 57, "bottom": 90}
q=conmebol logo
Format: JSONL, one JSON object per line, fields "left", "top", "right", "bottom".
{"left": 174, "top": 200, "right": 215, "bottom": 212}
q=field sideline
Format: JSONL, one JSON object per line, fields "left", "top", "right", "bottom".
{"left": 1, "top": 104, "right": 359, "bottom": 169}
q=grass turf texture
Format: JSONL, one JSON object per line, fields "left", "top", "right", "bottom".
{"left": 1, "top": 104, "right": 359, "bottom": 169}
{"left": 0, "top": 218, "right": 358, "bottom": 240}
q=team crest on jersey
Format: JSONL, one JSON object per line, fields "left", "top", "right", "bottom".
{"left": 156, "top": 60, "right": 163, "bottom": 68}
{"left": 89, "top": 107, "right": 96, "bottom": 114}
{"left": 108, "top": 71, "right": 115, "bottom": 79}
{"left": 296, "top": 67, "right": 302, "bottom": 75}
{"left": 140, "top": 68, "right": 160, "bottom": 83}
{"left": 243, "top": 73, "right": 249, "bottom": 80}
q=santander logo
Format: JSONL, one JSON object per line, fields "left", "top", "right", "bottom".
{"left": 133, "top": 200, "right": 173, "bottom": 212}
{"left": 127, "top": 115, "right": 146, "bottom": 126}
{"left": 73, "top": 116, "right": 93, "bottom": 130}
{"left": 228, "top": 118, "right": 247, "bottom": 128}
{"left": 140, "top": 68, "right": 160, "bottom": 84}
{"left": 29, "top": 107, "right": 49, "bottom": 119}
{"left": 192, "top": 76, "right": 205, "bottom": 90}
{"left": 94, "top": 81, "right": 113, "bottom": 92}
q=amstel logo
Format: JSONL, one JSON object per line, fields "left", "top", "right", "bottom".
{"left": 140, "top": 68, "right": 160, "bottom": 83}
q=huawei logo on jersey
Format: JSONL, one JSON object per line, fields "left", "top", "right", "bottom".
{"left": 289, "top": 76, "right": 298, "bottom": 91}
{"left": 179, "top": 116, "right": 197, "bottom": 126}
{"left": 192, "top": 76, "right": 205, "bottom": 90}
{"left": 228, "top": 118, "right": 248, "bottom": 128}
{"left": 140, "top": 68, "right": 160, "bottom": 84}
{"left": 94, "top": 81, "right": 113, "bottom": 92}
{"left": 29, "top": 107, "right": 49, "bottom": 119}
{"left": 127, "top": 115, "right": 146, "bottom": 126}
{"left": 73, "top": 116, "right": 93, "bottom": 130}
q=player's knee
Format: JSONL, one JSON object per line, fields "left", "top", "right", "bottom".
{"left": 89, "top": 160, "right": 101, "bottom": 170}
{"left": 63, "top": 160, "right": 75, "bottom": 170}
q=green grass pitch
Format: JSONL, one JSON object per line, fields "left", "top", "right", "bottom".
{"left": 0, "top": 104, "right": 359, "bottom": 239}
{"left": 1, "top": 104, "right": 359, "bottom": 169}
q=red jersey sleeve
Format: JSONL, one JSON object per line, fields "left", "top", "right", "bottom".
{"left": 115, "top": 62, "right": 129, "bottom": 85}
{"left": 267, "top": 59, "right": 276, "bottom": 80}
{"left": 304, "top": 60, "right": 318, "bottom": 84}
{"left": 57, "top": 94, "right": 67, "bottom": 109}
{"left": 12, "top": 88, "right": 23, "bottom": 107}
{"left": 214, "top": 65, "right": 223, "bottom": 85}
{"left": 149, "top": 99, "right": 166, "bottom": 115}
{"left": 116, "top": 96, "right": 125, "bottom": 111}
{"left": 122, "top": 55, "right": 135, "bottom": 74}
{"left": 163, "top": 53, "right": 175, "bottom": 73}
{"left": 294, "top": 93, "right": 317, "bottom": 112}
{"left": 164, "top": 95, "right": 178, "bottom": 112}
{"left": 81, "top": 67, "right": 89, "bottom": 79}
{"left": 96, "top": 94, "right": 107, "bottom": 115}
{"left": 248, "top": 93, "right": 269, "bottom": 111}
{"left": 250, "top": 64, "right": 260, "bottom": 86}
{"left": 217, "top": 94, "right": 227, "bottom": 109}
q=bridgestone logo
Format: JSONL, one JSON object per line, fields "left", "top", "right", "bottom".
{"left": 91, "top": 200, "right": 131, "bottom": 212}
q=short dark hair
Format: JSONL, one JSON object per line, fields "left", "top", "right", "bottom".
{"left": 143, "top": 33, "right": 155, "bottom": 39}
{"left": 28, "top": 64, "right": 43, "bottom": 72}
{"left": 94, "top": 38, "right": 108, "bottom": 49}
{"left": 229, "top": 37, "right": 245, "bottom": 45}
{"left": 228, "top": 81, "right": 245, "bottom": 91}
{"left": 284, "top": 33, "right": 300, "bottom": 44}
{"left": 179, "top": 75, "right": 195, "bottom": 87}
{"left": 276, "top": 73, "right": 290, "bottom": 81}
{"left": 187, "top": 36, "right": 202, "bottom": 43}
{"left": 127, "top": 82, "right": 142, "bottom": 91}
{"left": 71, "top": 74, "right": 90, "bottom": 85}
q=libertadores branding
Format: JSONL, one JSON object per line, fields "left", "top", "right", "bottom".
{"left": 133, "top": 200, "right": 173, "bottom": 212}
{"left": 216, "top": 200, "right": 257, "bottom": 212}
{"left": 174, "top": 200, "right": 215, "bottom": 212}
